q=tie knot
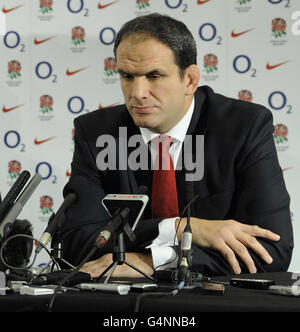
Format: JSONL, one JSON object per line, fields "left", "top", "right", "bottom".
{"left": 152, "top": 135, "right": 173, "bottom": 154}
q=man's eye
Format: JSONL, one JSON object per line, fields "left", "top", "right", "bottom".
{"left": 147, "top": 74, "right": 160, "bottom": 80}
{"left": 121, "top": 73, "right": 133, "bottom": 81}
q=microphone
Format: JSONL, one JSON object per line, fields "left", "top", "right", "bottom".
{"left": 95, "top": 186, "right": 148, "bottom": 249}
{"left": 178, "top": 205, "right": 192, "bottom": 285}
{"left": 178, "top": 178, "right": 197, "bottom": 286}
{"left": 0, "top": 170, "right": 31, "bottom": 223}
{"left": 0, "top": 173, "right": 42, "bottom": 239}
{"left": 36, "top": 192, "right": 77, "bottom": 253}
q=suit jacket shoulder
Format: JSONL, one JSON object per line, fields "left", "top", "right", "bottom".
{"left": 196, "top": 85, "right": 273, "bottom": 138}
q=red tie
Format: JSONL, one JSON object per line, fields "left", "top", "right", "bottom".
{"left": 151, "top": 135, "right": 179, "bottom": 218}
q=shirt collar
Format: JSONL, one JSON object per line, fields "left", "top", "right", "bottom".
{"left": 139, "top": 97, "right": 195, "bottom": 145}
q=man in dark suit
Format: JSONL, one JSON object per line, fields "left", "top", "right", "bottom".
{"left": 61, "top": 14, "right": 293, "bottom": 277}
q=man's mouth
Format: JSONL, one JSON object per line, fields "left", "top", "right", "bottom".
{"left": 131, "top": 106, "right": 156, "bottom": 114}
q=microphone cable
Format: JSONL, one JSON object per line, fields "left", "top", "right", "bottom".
{"left": 151, "top": 194, "right": 199, "bottom": 276}
{"left": 0, "top": 233, "right": 60, "bottom": 276}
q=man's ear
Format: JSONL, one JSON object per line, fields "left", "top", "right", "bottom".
{"left": 184, "top": 64, "right": 200, "bottom": 96}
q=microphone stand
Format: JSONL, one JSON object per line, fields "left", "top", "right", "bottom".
{"left": 49, "top": 212, "right": 76, "bottom": 270}
{"left": 96, "top": 220, "right": 156, "bottom": 283}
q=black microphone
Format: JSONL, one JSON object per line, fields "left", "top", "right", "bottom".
{"left": 95, "top": 186, "right": 148, "bottom": 249}
{"left": 0, "top": 170, "right": 31, "bottom": 223}
{"left": 36, "top": 192, "right": 77, "bottom": 253}
{"left": 0, "top": 173, "right": 42, "bottom": 239}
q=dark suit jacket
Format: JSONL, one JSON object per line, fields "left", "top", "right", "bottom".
{"left": 61, "top": 86, "right": 293, "bottom": 276}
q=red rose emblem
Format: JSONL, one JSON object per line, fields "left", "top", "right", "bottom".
{"left": 104, "top": 57, "right": 118, "bottom": 77}
{"left": 8, "top": 160, "right": 21, "bottom": 173}
{"left": 40, "top": 95, "right": 53, "bottom": 107}
{"left": 40, "top": 195, "right": 53, "bottom": 209}
{"left": 274, "top": 124, "right": 288, "bottom": 144}
{"left": 203, "top": 54, "right": 218, "bottom": 74}
{"left": 40, "top": 0, "right": 53, "bottom": 7}
{"left": 272, "top": 18, "right": 287, "bottom": 38}
{"left": 40, "top": 95, "right": 53, "bottom": 114}
{"left": 40, "top": 195, "right": 54, "bottom": 214}
{"left": 8, "top": 60, "right": 21, "bottom": 73}
{"left": 72, "top": 26, "right": 85, "bottom": 45}
{"left": 8, "top": 60, "right": 21, "bottom": 79}
{"left": 104, "top": 57, "right": 117, "bottom": 70}
{"left": 40, "top": 0, "right": 53, "bottom": 13}
{"left": 8, "top": 160, "right": 21, "bottom": 179}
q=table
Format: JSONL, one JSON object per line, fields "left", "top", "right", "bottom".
{"left": 0, "top": 272, "right": 299, "bottom": 314}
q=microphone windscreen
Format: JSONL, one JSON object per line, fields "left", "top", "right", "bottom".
{"left": 0, "top": 219, "right": 33, "bottom": 271}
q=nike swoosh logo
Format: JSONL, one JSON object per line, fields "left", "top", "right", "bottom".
{"left": 66, "top": 67, "right": 88, "bottom": 76}
{"left": 34, "top": 36, "right": 55, "bottom": 45}
{"left": 266, "top": 61, "right": 289, "bottom": 70}
{"left": 282, "top": 167, "right": 292, "bottom": 172}
{"left": 34, "top": 137, "right": 55, "bottom": 145}
{"left": 98, "top": 102, "right": 120, "bottom": 109}
{"left": 2, "top": 104, "right": 23, "bottom": 113}
{"left": 98, "top": 0, "right": 119, "bottom": 9}
{"left": 2, "top": 4, "right": 24, "bottom": 14}
{"left": 197, "top": 0, "right": 211, "bottom": 4}
{"left": 231, "top": 28, "right": 254, "bottom": 38}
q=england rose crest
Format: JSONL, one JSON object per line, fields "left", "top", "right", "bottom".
{"left": 72, "top": 26, "right": 85, "bottom": 46}
{"left": 40, "top": 95, "right": 53, "bottom": 114}
{"left": 272, "top": 18, "right": 287, "bottom": 38}
{"left": 238, "top": 90, "right": 253, "bottom": 102}
{"left": 136, "top": 0, "right": 150, "bottom": 9}
{"left": 40, "top": 195, "right": 54, "bottom": 215}
{"left": 274, "top": 124, "right": 288, "bottom": 144}
{"left": 40, "top": 0, "right": 53, "bottom": 14}
{"left": 104, "top": 57, "right": 118, "bottom": 77}
{"left": 8, "top": 160, "right": 21, "bottom": 179}
{"left": 203, "top": 54, "right": 218, "bottom": 74}
{"left": 8, "top": 60, "right": 21, "bottom": 79}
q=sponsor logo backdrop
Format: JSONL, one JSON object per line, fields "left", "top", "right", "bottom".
{"left": 0, "top": 0, "right": 299, "bottom": 271}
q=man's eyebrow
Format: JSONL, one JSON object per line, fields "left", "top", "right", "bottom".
{"left": 117, "top": 69, "right": 165, "bottom": 77}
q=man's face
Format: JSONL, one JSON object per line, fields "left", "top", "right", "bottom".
{"left": 116, "top": 36, "right": 191, "bottom": 134}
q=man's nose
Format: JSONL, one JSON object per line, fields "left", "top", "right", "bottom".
{"left": 130, "top": 77, "right": 149, "bottom": 100}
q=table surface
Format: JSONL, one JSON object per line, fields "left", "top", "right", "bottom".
{"left": 1, "top": 271, "right": 299, "bottom": 313}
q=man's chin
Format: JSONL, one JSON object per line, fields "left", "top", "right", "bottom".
{"left": 133, "top": 118, "right": 157, "bottom": 130}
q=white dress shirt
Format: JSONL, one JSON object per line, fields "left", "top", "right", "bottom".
{"left": 139, "top": 98, "right": 195, "bottom": 270}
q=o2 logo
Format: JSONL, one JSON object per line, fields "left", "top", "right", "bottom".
{"left": 67, "top": 0, "right": 89, "bottom": 16}
{"left": 99, "top": 27, "right": 116, "bottom": 45}
{"left": 35, "top": 61, "right": 58, "bottom": 83}
{"left": 268, "top": 91, "right": 292, "bottom": 114}
{"left": 199, "top": 23, "right": 222, "bottom": 45}
{"left": 3, "top": 132, "right": 58, "bottom": 183}
{"left": 165, "top": 0, "right": 188, "bottom": 12}
{"left": 3, "top": 31, "right": 25, "bottom": 52}
{"left": 67, "top": 96, "right": 89, "bottom": 114}
{"left": 36, "top": 162, "right": 57, "bottom": 183}
{"left": 233, "top": 55, "right": 257, "bottom": 77}
{"left": 4, "top": 130, "right": 26, "bottom": 152}
{"left": 268, "top": 0, "right": 291, "bottom": 8}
